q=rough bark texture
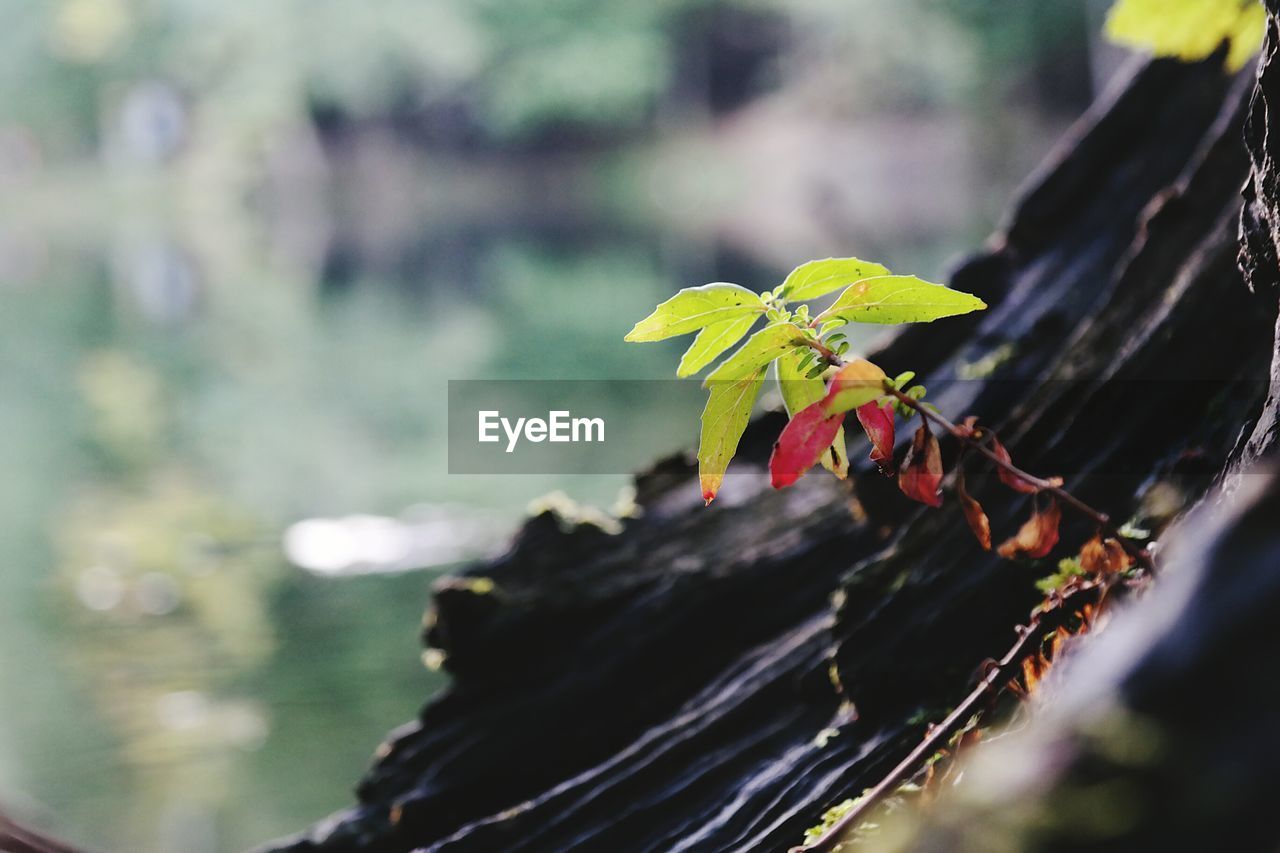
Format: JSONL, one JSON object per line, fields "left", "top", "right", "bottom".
{"left": 902, "top": 5, "right": 1280, "bottom": 850}
{"left": 271, "top": 40, "right": 1280, "bottom": 853}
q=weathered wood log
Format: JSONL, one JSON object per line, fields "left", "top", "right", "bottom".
{"left": 897, "top": 460, "right": 1280, "bottom": 852}
{"left": 894, "top": 5, "right": 1280, "bottom": 850}
{"left": 270, "top": 45, "right": 1280, "bottom": 853}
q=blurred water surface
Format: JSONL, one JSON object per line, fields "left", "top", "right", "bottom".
{"left": 0, "top": 1, "right": 1103, "bottom": 849}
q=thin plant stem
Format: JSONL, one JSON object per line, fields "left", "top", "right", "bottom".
{"left": 790, "top": 580, "right": 1108, "bottom": 852}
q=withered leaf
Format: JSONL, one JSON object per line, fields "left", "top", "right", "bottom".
{"left": 899, "top": 422, "right": 943, "bottom": 507}
{"left": 1079, "top": 533, "right": 1133, "bottom": 575}
{"left": 990, "top": 435, "right": 1039, "bottom": 494}
{"left": 956, "top": 466, "right": 991, "bottom": 550}
{"left": 855, "top": 400, "right": 896, "bottom": 474}
{"left": 997, "top": 498, "right": 1062, "bottom": 559}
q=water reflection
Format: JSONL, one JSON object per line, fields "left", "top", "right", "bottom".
{"left": 285, "top": 506, "right": 505, "bottom": 576}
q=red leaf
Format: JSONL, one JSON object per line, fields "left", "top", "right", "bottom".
{"left": 855, "top": 401, "right": 896, "bottom": 474}
{"left": 770, "top": 401, "right": 846, "bottom": 489}
{"left": 898, "top": 422, "right": 943, "bottom": 507}
{"left": 997, "top": 498, "right": 1062, "bottom": 559}
{"left": 956, "top": 467, "right": 991, "bottom": 550}
{"left": 990, "top": 436, "right": 1038, "bottom": 494}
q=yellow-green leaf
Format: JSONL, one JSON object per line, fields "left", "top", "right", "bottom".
{"left": 777, "top": 349, "right": 848, "bottom": 480}
{"left": 699, "top": 369, "right": 767, "bottom": 503}
{"left": 625, "top": 283, "right": 764, "bottom": 342}
{"left": 820, "top": 433, "right": 849, "bottom": 480}
{"left": 776, "top": 349, "right": 826, "bottom": 415}
{"left": 677, "top": 314, "right": 758, "bottom": 377}
{"left": 779, "top": 257, "right": 891, "bottom": 302}
{"left": 1105, "top": 0, "right": 1265, "bottom": 72}
{"left": 706, "top": 323, "right": 806, "bottom": 383}
{"left": 815, "top": 275, "right": 987, "bottom": 326}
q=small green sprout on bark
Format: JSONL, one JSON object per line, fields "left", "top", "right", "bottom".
{"left": 625, "top": 258, "right": 983, "bottom": 503}
{"left": 626, "top": 257, "right": 1153, "bottom": 571}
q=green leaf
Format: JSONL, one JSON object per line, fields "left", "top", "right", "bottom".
{"left": 705, "top": 323, "right": 806, "bottom": 383}
{"left": 1105, "top": 0, "right": 1265, "bottom": 72}
{"left": 815, "top": 275, "right": 987, "bottom": 326}
{"left": 625, "top": 283, "right": 764, "bottom": 342}
{"left": 779, "top": 257, "right": 891, "bottom": 302}
{"left": 699, "top": 369, "right": 767, "bottom": 503}
{"left": 676, "top": 314, "right": 758, "bottom": 377}
{"left": 776, "top": 349, "right": 826, "bottom": 415}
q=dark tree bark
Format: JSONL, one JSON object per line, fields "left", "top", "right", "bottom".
{"left": 901, "top": 5, "right": 1280, "bottom": 850}
{"left": 269, "top": 35, "right": 1280, "bottom": 853}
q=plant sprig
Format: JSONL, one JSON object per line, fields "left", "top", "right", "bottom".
{"left": 630, "top": 255, "right": 1156, "bottom": 851}
{"left": 625, "top": 257, "right": 986, "bottom": 502}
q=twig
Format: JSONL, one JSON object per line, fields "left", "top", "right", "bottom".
{"left": 791, "top": 580, "right": 1106, "bottom": 853}
{"left": 799, "top": 337, "right": 1154, "bottom": 572}
{"left": 788, "top": 339, "right": 1156, "bottom": 850}
{"left": 881, "top": 386, "right": 1153, "bottom": 572}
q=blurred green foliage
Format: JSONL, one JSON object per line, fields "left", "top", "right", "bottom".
{"left": 0, "top": 0, "right": 1092, "bottom": 156}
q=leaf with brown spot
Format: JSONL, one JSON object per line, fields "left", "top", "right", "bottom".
{"left": 956, "top": 466, "right": 991, "bottom": 550}
{"left": 819, "top": 432, "right": 850, "bottom": 480}
{"left": 898, "top": 421, "right": 943, "bottom": 507}
{"left": 997, "top": 498, "right": 1062, "bottom": 559}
